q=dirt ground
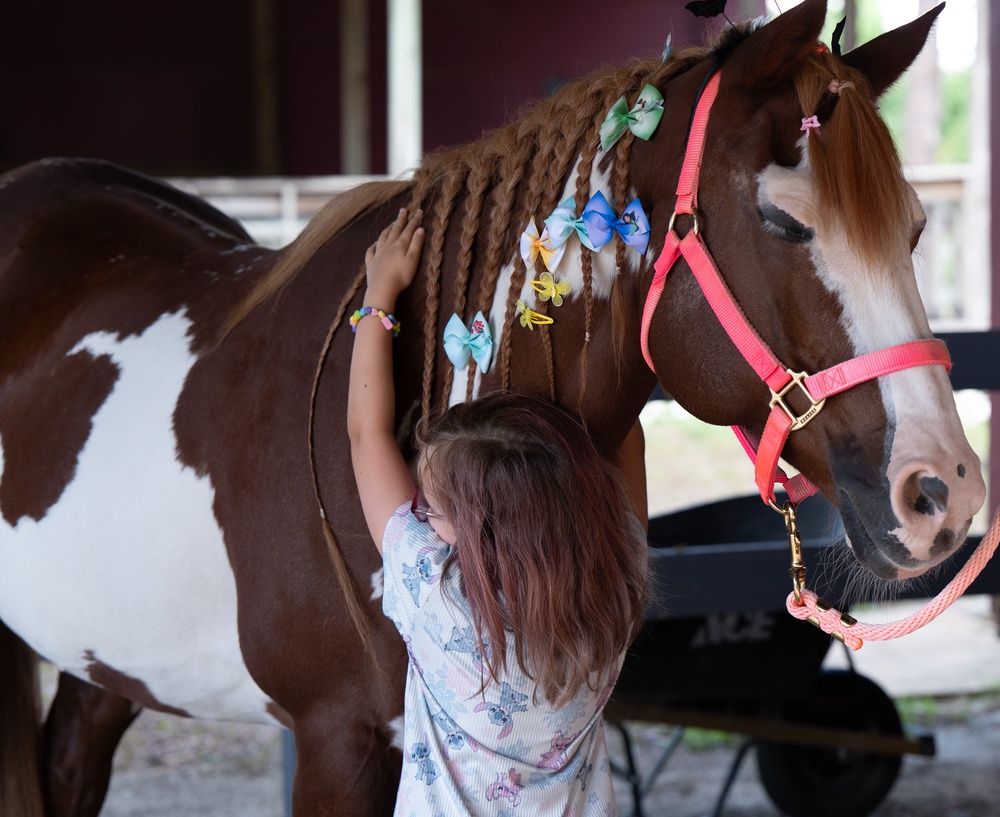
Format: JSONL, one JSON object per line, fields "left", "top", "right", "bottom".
{"left": 96, "top": 693, "right": 1000, "bottom": 817}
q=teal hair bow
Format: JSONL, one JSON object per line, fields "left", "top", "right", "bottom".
{"left": 443, "top": 311, "right": 493, "bottom": 373}
{"left": 599, "top": 83, "right": 665, "bottom": 152}
{"left": 544, "top": 197, "right": 600, "bottom": 251}
{"left": 580, "top": 191, "right": 651, "bottom": 254}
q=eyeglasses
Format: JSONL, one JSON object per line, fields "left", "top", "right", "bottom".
{"left": 411, "top": 487, "right": 447, "bottom": 523}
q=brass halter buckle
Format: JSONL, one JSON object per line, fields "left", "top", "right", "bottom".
{"left": 769, "top": 369, "right": 826, "bottom": 431}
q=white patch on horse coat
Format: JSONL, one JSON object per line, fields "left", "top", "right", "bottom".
{"left": 0, "top": 311, "right": 280, "bottom": 724}
{"left": 387, "top": 714, "right": 405, "bottom": 751}
{"left": 370, "top": 567, "right": 384, "bottom": 600}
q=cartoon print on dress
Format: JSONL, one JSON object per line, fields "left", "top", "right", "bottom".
{"left": 405, "top": 741, "right": 439, "bottom": 785}
{"left": 432, "top": 709, "right": 477, "bottom": 755}
{"left": 538, "top": 730, "right": 581, "bottom": 770}
{"left": 486, "top": 768, "right": 524, "bottom": 808}
{"left": 443, "top": 625, "right": 491, "bottom": 674}
{"left": 473, "top": 682, "right": 529, "bottom": 740}
{"left": 402, "top": 544, "right": 442, "bottom": 605}
{"left": 576, "top": 762, "right": 593, "bottom": 792}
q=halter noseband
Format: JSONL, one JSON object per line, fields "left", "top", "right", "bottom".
{"left": 639, "top": 68, "right": 951, "bottom": 510}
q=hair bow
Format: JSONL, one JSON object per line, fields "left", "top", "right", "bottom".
{"left": 519, "top": 217, "right": 566, "bottom": 273}
{"left": 443, "top": 311, "right": 493, "bottom": 373}
{"left": 544, "top": 197, "right": 598, "bottom": 251}
{"left": 599, "top": 84, "right": 665, "bottom": 152}
{"left": 530, "top": 272, "right": 572, "bottom": 307}
{"left": 515, "top": 299, "right": 554, "bottom": 330}
{"left": 580, "top": 191, "right": 651, "bottom": 254}
{"left": 800, "top": 115, "right": 821, "bottom": 137}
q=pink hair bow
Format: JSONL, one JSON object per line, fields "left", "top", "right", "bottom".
{"left": 800, "top": 116, "right": 821, "bottom": 137}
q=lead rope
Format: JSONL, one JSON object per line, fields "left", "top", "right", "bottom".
{"left": 776, "top": 500, "right": 1000, "bottom": 650}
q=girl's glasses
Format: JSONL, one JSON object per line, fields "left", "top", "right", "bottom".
{"left": 411, "top": 487, "right": 447, "bottom": 523}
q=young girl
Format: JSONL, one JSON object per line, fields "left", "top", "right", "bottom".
{"left": 348, "top": 208, "right": 649, "bottom": 816}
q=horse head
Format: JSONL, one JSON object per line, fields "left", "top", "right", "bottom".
{"left": 634, "top": 0, "right": 984, "bottom": 580}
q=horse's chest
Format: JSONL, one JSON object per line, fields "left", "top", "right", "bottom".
{"left": 0, "top": 311, "right": 279, "bottom": 724}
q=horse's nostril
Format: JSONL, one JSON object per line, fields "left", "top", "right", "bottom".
{"left": 917, "top": 476, "right": 949, "bottom": 514}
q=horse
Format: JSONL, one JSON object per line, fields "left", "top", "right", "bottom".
{"left": 0, "top": 1, "right": 984, "bottom": 814}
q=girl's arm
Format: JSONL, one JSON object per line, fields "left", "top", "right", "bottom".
{"left": 348, "top": 208, "right": 425, "bottom": 551}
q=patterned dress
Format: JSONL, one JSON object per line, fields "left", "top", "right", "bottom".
{"left": 382, "top": 502, "right": 621, "bottom": 817}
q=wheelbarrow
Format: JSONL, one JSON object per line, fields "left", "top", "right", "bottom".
{"left": 606, "top": 493, "right": 936, "bottom": 817}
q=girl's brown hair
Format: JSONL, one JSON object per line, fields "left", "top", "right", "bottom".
{"left": 418, "top": 393, "right": 649, "bottom": 706}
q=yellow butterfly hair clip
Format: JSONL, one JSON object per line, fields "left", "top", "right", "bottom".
{"left": 516, "top": 299, "right": 554, "bottom": 331}
{"left": 530, "top": 272, "right": 572, "bottom": 307}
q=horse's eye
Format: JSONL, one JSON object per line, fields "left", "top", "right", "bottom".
{"left": 759, "top": 203, "right": 814, "bottom": 243}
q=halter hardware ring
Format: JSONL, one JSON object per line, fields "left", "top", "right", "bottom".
{"left": 770, "top": 369, "right": 826, "bottom": 431}
{"left": 667, "top": 208, "right": 701, "bottom": 237}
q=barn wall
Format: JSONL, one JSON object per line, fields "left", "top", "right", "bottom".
{"left": 0, "top": 0, "right": 759, "bottom": 176}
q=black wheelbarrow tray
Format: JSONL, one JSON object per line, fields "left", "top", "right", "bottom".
{"left": 604, "top": 492, "right": 1000, "bottom": 817}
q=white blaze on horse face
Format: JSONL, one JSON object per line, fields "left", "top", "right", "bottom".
{"left": 0, "top": 311, "right": 281, "bottom": 724}
{"left": 760, "top": 158, "right": 985, "bottom": 574}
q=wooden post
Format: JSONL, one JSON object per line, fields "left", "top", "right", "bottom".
{"left": 341, "top": 0, "right": 371, "bottom": 173}
{"left": 387, "top": 0, "right": 422, "bottom": 176}
{"left": 251, "top": 0, "right": 281, "bottom": 175}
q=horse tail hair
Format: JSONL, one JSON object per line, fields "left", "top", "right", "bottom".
{"left": 0, "top": 619, "right": 44, "bottom": 817}
{"left": 222, "top": 178, "right": 413, "bottom": 337}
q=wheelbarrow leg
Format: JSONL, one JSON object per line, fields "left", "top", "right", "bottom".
{"left": 707, "top": 738, "right": 754, "bottom": 817}
{"left": 608, "top": 720, "right": 685, "bottom": 817}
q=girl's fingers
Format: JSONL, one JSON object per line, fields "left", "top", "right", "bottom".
{"left": 406, "top": 228, "right": 426, "bottom": 261}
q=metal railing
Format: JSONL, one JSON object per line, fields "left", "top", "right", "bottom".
{"left": 169, "top": 165, "right": 989, "bottom": 331}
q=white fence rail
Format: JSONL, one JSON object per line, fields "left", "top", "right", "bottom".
{"left": 169, "top": 166, "right": 990, "bottom": 331}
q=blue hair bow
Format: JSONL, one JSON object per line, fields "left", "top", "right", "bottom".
{"left": 443, "top": 312, "right": 493, "bottom": 373}
{"left": 580, "top": 191, "right": 651, "bottom": 254}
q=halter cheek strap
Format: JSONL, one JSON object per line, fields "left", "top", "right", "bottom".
{"left": 638, "top": 67, "right": 997, "bottom": 650}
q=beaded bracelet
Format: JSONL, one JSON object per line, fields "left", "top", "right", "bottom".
{"left": 350, "top": 306, "right": 401, "bottom": 337}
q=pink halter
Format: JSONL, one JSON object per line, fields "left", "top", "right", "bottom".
{"left": 639, "top": 69, "right": 949, "bottom": 508}
{"left": 639, "top": 68, "right": 997, "bottom": 649}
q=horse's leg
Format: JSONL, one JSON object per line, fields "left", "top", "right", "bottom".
{"left": 292, "top": 711, "right": 402, "bottom": 816}
{"left": 42, "top": 673, "right": 141, "bottom": 817}
{"left": 0, "top": 619, "right": 45, "bottom": 817}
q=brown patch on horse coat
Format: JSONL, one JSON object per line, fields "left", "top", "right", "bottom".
{"left": 0, "top": 350, "right": 118, "bottom": 525}
{"left": 83, "top": 650, "right": 192, "bottom": 717}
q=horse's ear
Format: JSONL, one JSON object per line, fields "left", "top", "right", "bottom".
{"left": 840, "top": 3, "right": 944, "bottom": 98}
{"left": 725, "top": 0, "right": 827, "bottom": 88}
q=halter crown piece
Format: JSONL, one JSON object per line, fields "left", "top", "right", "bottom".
{"left": 639, "top": 67, "right": 1000, "bottom": 649}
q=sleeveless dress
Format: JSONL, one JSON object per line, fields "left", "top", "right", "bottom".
{"left": 382, "top": 502, "right": 621, "bottom": 817}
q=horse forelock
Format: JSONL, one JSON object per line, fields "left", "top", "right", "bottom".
{"left": 794, "top": 52, "right": 911, "bottom": 268}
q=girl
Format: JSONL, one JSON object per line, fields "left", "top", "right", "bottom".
{"left": 348, "top": 208, "right": 648, "bottom": 816}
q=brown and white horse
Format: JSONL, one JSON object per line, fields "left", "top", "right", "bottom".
{"left": 0, "top": 1, "right": 984, "bottom": 815}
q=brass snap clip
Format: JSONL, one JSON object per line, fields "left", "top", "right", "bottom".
{"left": 770, "top": 499, "right": 806, "bottom": 604}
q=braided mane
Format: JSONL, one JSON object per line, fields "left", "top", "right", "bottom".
{"left": 404, "top": 49, "right": 711, "bottom": 417}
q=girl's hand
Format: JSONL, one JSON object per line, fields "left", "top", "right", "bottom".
{"left": 364, "top": 207, "right": 425, "bottom": 303}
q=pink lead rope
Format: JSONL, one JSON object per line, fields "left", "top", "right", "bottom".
{"left": 640, "top": 66, "right": 999, "bottom": 649}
